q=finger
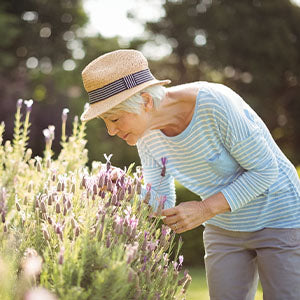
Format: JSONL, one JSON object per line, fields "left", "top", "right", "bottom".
{"left": 162, "top": 215, "right": 177, "bottom": 226}
{"left": 173, "top": 222, "right": 184, "bottom": 233}
{"left": 162, "top": 207, "right": 177, "bottom": 217}
{"left": 176, "top": 226, "right": 187, "bottom": 234}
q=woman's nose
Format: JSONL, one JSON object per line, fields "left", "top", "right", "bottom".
{"left": 107, "top": 123, "right": 118, "bottom": 136}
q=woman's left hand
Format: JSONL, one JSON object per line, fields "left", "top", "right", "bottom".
{"left": 161, "top": 201, "right": 213, "bottom": 234}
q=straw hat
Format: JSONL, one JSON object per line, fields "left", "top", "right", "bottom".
{"left": 80, "top": 49, "right": 171, "bottom": 122}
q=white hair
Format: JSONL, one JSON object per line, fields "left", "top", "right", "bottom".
{"left": 101, "top": 84, "right": 166, "bottom": 118}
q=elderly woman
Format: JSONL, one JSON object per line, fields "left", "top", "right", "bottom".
{"left": 81, "top": 49, "right": 300, "bottom": 300}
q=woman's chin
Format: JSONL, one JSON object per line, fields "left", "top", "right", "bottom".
{"left": 125, "top": 135, "right": 139, "bottom": 146}
{"left": 126, "top": 139, "right": 137, "bottom": 146}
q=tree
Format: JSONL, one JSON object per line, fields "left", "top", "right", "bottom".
{"left": 0, "top": 0, "right": 140, "bottom": 169}
{"left": 142, "top": 0, "right": 300, "bottom": 164}
{"left": 0, "top": 0, "right": 88, "bottom": 154}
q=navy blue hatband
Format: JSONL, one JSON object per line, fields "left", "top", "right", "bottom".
{"left": 88, "top": 69, "right": 154, "bottom": 104}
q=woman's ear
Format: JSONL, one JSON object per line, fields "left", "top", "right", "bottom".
{"left": 141, "top": 93, "right": 154, "bottom": 112}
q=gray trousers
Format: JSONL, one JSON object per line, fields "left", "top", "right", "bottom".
{"left": 203, "top": 224, "right": 300, "bottom": 300}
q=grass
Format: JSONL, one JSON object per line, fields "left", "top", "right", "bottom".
{"left": 185, "top": 267, "right": 263, "bottom": 300}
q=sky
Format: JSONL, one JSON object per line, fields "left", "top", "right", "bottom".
{"left": 83, "top": 0, "right": 164, "bottom": 39}
{"left": 83, "top": 0, "right": 300, "bottom": 39}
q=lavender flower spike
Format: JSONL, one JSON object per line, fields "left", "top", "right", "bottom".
{"left": 43, "top": 129, "right": 51, "bottom": 144}
{"left": 178, "top": 255, "right": 184, "bottom": 267}
{"left": 16, "top": 98, "right": 23, "bottom": 109}
{"left": 58, "top": 247, "right": 65, "bottom": 265}
{"left": 104, "top": 153, "right": 113, "bottom": 171}
{"left": 24, "top": 99, "right": 34, "bottom": 112}
{"left": 144, "top": 183, "right": 151, "bottom": 204}
{"left": 161, "top": 157, "right": 167, "bottom": 177}
{"left": 62, "top": 108, "right": 69, "bottom": 122}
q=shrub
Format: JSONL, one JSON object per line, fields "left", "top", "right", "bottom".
{"left": 175, "top": 182, "right": 205, "bottom": 267}
{"left": 0, "top": 100, "right": 191, "bottom": 300}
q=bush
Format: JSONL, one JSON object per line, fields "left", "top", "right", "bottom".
{"left": 175, "top": 183, "right": 205, "bottom": 267}
{"left": 0, "top": 100, "right": 191, "bottom": 300}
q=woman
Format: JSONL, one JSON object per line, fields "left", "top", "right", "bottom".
{"left": 81, "top": 49, "right": 300, "bottom": 300}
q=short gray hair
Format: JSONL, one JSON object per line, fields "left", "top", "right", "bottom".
{"left": 101, "top": 84, "right": 166, "bottom": 118}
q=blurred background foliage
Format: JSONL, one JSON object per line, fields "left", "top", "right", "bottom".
{"left": 1, "top": 0, "right": 300, "bottom": 266}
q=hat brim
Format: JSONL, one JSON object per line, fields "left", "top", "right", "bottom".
{"left": 80, "top": 79, "right": 171, "bottom": 122}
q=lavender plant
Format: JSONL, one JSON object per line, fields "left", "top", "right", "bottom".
{"left": 0, "top": 100, "right": 191, "bottom": 300}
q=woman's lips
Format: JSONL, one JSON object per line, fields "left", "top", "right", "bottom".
{"left": 122, "top": 133, "right": 129, "bottom": 140}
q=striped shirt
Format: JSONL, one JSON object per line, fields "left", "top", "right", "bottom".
{"left": 136, "top": 81, "right": 300, "bottom": 231}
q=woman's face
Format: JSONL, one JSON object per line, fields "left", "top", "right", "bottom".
{"left": 101, "top": 110, "right": 149, "bottom": 146}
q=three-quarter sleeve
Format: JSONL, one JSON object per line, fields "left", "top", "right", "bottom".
{"left": 201, "top": 85, "right": 279, "bottom": 211}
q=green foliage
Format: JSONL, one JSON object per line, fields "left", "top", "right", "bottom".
{"left": 175, "top": 181, "right": 204, "bottom": 267}
{"left": 140, "top": 0, "right": 300, "bottom": 165}
{"left": 0, "top": 0, "right": 88, "bottom": 71}
{"left": 0, "top": 103, "right": 191, "bottom": 299}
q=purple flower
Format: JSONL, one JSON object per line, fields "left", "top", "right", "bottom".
{"left": 124, "top": 206, "right": 132, "bottom": 216}
{"left": 120, "top": 175, "right": 125, "bottom": 186}
{"left": 143, "top": 256, "right": 148, "bottom": 264}
{"left": 160, "top": 157, "right": 167, "bottom": 177}
{"left": 24, "top": 99, "right": 33, "bottom": 112}
{"left": 146, "top": 183, "right": 151, "bottom": 193}
{"left": 43, "top": 129, "right": 51, "bottom": 144}
{"left": 161, "top": 225, "right": 170, "bottom": 236}
{"left": 127, "top": 183, "right": 132, "bottom": 195}
{"left": 115, "top": 215, "right": 124, "bottom": 235}
{"left": 61, "top": 108, "right": 69, "bottom": 122}
{"left": 43, "top": 126, "right": 55, "bottom": 144}
{"left": 75, "top": 226, "right": 80, "bottom": 237}
{"left": 106, "top": 234, "right": 111, "bottom": 248}
{"left": 136, "top": 180, "right": 142, "bottom": 195}
{"left": 163, "top": 253, "right": 169, "bottom": 264}
{"left": 161, "top": 157, "right": 167, "bottom": 166}
{"left": 115, "top": 215, "right": 123, "bottom": 225}
{"left": 178, "top": 255, "right": 184, "bottom": 268}
{"left": 104, "top": 153, "right": 113, "bottom": 171}
{"left": 142, "top": 232, "right": 148, "bottom": 251}
{"left": 55, "top": 201, "right": 61, "bottom": 214}
{"left": 42, "top": 227, "right": 50, "bottom": 241}
{"left": 47, "top": 216, "right": 53, "bottom": 225}
{"left": 127, "top": 216, "right": 138, "bottom": 239}
{"left": 98, "top": 173, "right": 104, "bottom": 188}
{"left": 157, "top": 195, "right": 167, "bottom": 215}
{"left": 144, "top": 183, "right": 152, "bottom": 204}
{"left": 147, "top": 241, "right": 157, "bottom": 252}
{"left": 118, "top": 187, "right": 125, "bottom": 201}
{"left": 40, "top": 200, "right": 46, "bottom": 213}
{"left": 126, "top": 242, "right": 138, "bottom": 264}
{"left": 107, "top": 178, "right": 113, "bottom": 192}
{"left": 16, "top": 98, "right": 23, "bottom": 109}
{"left": 93, "top": 184, "right": 98, "bottom": 195}
{"left": 58, "top": 247, "right": 64, "bottom": 265}
{"left": 111, "top": 193, "right": 117, "bottom": 205}
{"left": 141, "top": 256, "right": 148, "bottom": 272}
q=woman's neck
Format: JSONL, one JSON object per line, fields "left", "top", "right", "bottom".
{"left": 148, "top": 86, "right": 198, "bottom": 137}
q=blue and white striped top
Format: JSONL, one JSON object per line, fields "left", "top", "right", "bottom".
{"left": 137, "top": 81, "right": 300, "bottom": 231}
